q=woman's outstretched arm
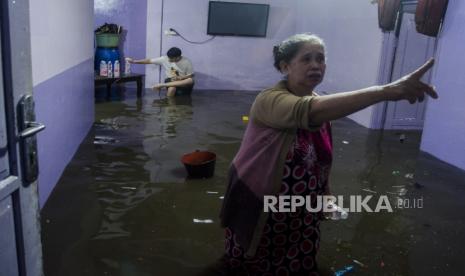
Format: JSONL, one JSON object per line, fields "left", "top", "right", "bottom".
{"left": 308, "top": 59, "right": 437, "bottom": 125}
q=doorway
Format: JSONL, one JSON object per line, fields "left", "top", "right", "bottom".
{"left": 373, "top": 1, "right": 436, "bottom": 130}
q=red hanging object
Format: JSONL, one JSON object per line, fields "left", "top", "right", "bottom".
{"left": 415, "top": 0, "right": 449, "bottom": 37}
{"left": 378, "top": 0, "right": 402, "bottom": 31}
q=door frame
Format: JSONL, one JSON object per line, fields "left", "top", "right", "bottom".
{"left": 371, "top": 1, "right": 420, "bottom": 129}
{"left": 1, "top": 0, "right": 44, "bottom": 275}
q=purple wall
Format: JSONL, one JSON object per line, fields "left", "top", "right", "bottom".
{"left": 147, "top": 0, "right": 290, "bottom": 90}
{"left": 34, "top": 59, "right": 94, "bottom": 206}
{"left": 94, "top": 0, "right": 148, "bottom": 74}
{"left": 35, "top": 59, "right": 94, "bottom": 207}
{"left": 146, "top": 0, "right": 381, "bottom": 96}
{"left": 30, "top": 0, "right": 94, "bottom": 208}
{"left": 420, "top": 0, "right": 465, "bottom": 171}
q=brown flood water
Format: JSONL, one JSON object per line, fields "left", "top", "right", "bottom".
{"left": 41, "top": 87, "right": 465, "bottom": 276}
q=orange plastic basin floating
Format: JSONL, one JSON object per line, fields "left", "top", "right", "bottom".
{"left": 181, "top": 150, "right": 216, "bottom": 178}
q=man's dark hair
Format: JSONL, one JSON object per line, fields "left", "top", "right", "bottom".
{"left": 167, "top": 47, "right": 182, "bottom": 58}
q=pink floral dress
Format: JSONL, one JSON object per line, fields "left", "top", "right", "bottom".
{"left": 225, "top": 122, "right": 333, "bottom": 275}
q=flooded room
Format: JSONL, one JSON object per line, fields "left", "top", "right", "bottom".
{"left": 1, "top": 0, "right": 464, "bottom": 275}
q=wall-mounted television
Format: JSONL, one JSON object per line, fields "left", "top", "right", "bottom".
{"left": 207, "top": 1, "right": 270, "bottom": 37}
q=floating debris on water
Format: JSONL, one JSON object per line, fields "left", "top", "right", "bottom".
{"left": 335, "top": 265, "right": 354, "bottom": 276}
{"left": 399, "top": 134, "right": 406, "bottom": 143}
{"left": 219, "top": 196, "right": 224, "bottom": 200}
{"left": 353, "top": 259, "right": 366, "bottom": 268}
{"left": 392, "top": 170, "right": 401, "bottom": 176}
{"left": 206, "top": 191, "right": 219, "bottom": 194}
{"left": 95, "top": 118, "right": 128, "bottom": 130}
{"left": 242, "top": 115, "right": 249, "bottom": 122}
{"left": 193, "top": 218, "right": 214, "bottom": 224}
{"left": 121, "top": 186, "right": 137, "bottom": 190}
{"left": 94, "top": 136, "right": 119, "bottom": 145}
{"left": 342, "top": 140, "right": 349, "bottom": 144}
{"left": 404, "top": 173, "right": 414, "bottom": 179}
{"left": 361, "top": 188, "right": 377, "bottom": 194}
{"left": 387, "top": 187, "right": 407, "bottom": 196}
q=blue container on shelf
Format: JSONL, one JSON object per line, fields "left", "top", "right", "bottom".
{"left": 94, "top": 47, "right": 120, "bottom": 73}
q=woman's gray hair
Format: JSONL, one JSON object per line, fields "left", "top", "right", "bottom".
{"left": 273, "top": 33, "right": 326, "bottom": 72}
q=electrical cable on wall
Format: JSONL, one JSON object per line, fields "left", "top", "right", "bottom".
{"left": 169, "top": 28, "right": 216, "bottom": 44}
{"left": 158, "top": 0, "right": 165, "bottom": 84}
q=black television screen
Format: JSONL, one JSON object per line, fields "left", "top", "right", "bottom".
{"left": 207, "top": 1, "right": 270, "bottom": 37}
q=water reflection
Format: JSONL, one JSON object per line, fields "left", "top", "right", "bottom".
{"left": 151, "top": 95, "right": 193, "bottom": 138}
{"left": 143, "top": 96, "right": 195, "bottom": 183}
{"left": 92, "top": 133, "right": 161, "bottom": 239}
{"left": 90, "top": 96, "right": 167, "bottom": 240}
{"left": 41, "top": 89, "right": 465, "bottom": 276}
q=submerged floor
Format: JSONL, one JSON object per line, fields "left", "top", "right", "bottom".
{"left": 41, "top": 86, "right": 465, "bottom": 276}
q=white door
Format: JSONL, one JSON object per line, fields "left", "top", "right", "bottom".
{"left": 0, "top": 0, "right": 44, "bottom": 275}
{"left": 384, "top": 12, "right": 436, "bottom": 129}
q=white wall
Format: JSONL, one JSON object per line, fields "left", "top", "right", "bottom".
{"left": 295, "top": 0, "right": 383, "bottom": 128}
{"left": 146, "top": 0, "right": 163, "bottom": 89}
{"left": 29, "top": 0, "right": 94, "bottom": 85}
{"left": 420, "top": 0, "right": 465, "bottom": 170}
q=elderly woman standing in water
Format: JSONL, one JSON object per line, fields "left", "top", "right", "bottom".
{"left": 219, "top": 33, "right": 437, "bottom": 275}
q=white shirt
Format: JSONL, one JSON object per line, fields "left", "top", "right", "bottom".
{"left": 149, "top": 56, "right": 194, "bottom": 78}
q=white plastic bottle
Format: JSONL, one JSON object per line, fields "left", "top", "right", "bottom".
{"left": 108, "top": 61, "right": 113, "bottom": 78}
{"left": 99, "top": 60, "right": 108, "bottom": 76}
{"left": 125, "top": 58, "right": 131, "bottom": 75}
{"left": 324, "top": 200, "right": 349, "bottom": 220}
{"left": 329, "top": 204, "right": 349, "bottom": 220}
{"left": 114, "top": 60, "right": 120, "bottom": 77}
